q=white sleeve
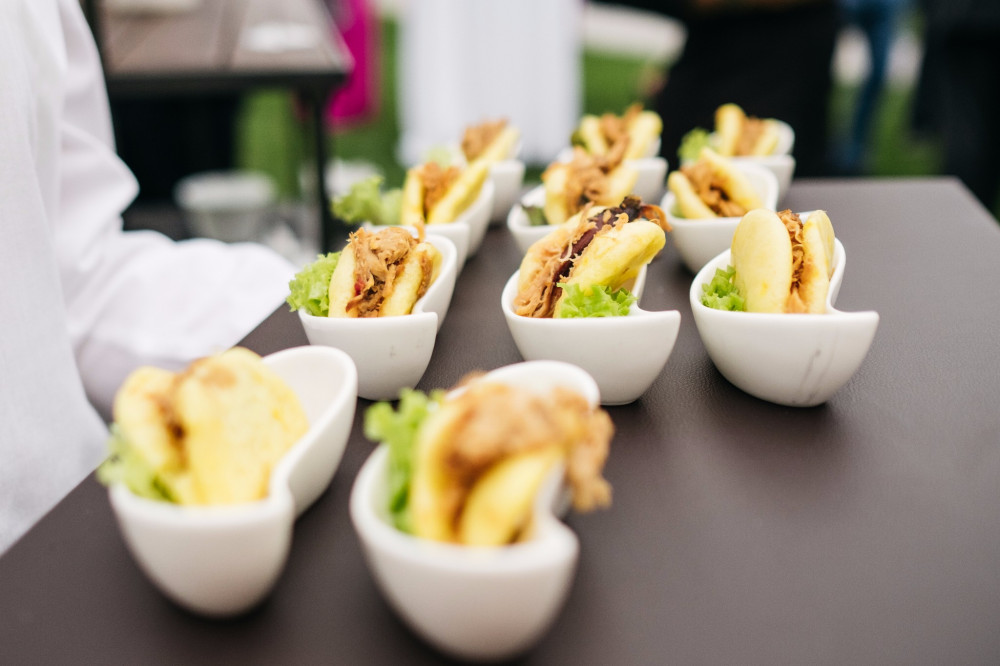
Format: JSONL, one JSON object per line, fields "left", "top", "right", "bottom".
{"left": 53, "top": 0, "right": 298, "bottom": 418}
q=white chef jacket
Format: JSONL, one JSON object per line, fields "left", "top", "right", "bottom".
{"left": 0, "top": 0, "right": 298, "bottom": 553}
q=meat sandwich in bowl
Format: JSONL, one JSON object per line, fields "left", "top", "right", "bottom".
{"left": 667, "top": 147, "right": 764, "bottom": 219}
{"left": 701, "top": 208, "right": 835, "bottom": 314}
{"left": 573, "top": 103, "right": 663, "bottom": 160}
{"left": 514, "top": 195, "right": 669, "bottom": 319}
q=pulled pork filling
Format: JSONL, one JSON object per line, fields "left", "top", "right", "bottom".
{"left": 514, "top": 196, "right": 663, "bottom": 318}
{"left": 779, "top": 209, "right": 808, "bottom": 313}
{"left": 735, "top": 116, "right": 769, "bottom": 156}
{"left": 598, "top": 102, "right": 642, "bottom": 148}
{"left": 461, "top": 119, "right": 507, "bottom": 162}
{"left": 679, "top": 160, "right": 748, "bottom": 217}
{"left": 417, "top": 162, "right": 461, "bottom": 215}
{"left": 550, "top": 139, "right": 629, "bottom": 217}
{"left": 346, "top": 227, "right": 421, "bottom": 317}
{"left": 436, "top": 380, "right": 613, "bottom": 533}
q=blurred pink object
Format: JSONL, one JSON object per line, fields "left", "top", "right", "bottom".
{"left": 326, "top": 0, "right": 380, "bottom": 127}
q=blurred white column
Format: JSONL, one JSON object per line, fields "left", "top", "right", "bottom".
{"left": 397, "top": 0, "right": 582, "bottom": 166}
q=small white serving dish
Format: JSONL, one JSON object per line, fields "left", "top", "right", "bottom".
{"left": 427, "top": 179, "right": 494, "bottom": 261}
{"left": 351, "top": 360, "right": 600, "bottom": 661}
{"left": 298, "top": 234, "right": 458, "bottom": 401}
{"left": 690, "top": 239, "right": 879, "bottom": 407}
{"left": 488, "top": 158, "right": 527, "bottom": 224}
{"left": 108, "top": 345, "right": 358, "bottom": 617}
{"left": 661, "top": 162, "right": 779, "bottom": 273}
{"left": 500, "top": 267, "right": 680, "bottom": 405}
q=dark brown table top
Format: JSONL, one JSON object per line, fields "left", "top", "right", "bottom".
{"left": 97, "top": 0, "right": 351, "bottom": 97}
{"left": 3, "top": 178, "right": 1000, "bottom": 664}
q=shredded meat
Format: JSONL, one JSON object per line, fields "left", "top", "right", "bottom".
{"left": 547, "top": 142, "right": 629, "bottom": 218}
{"left": 598, "top": 103, "right": 642, "bottom": 153}
{"left": 680, "top": 161, "right": 747, "bottom": 217}
{"left": 735, "top": 116, "right": 768, "bottom": 156}
{"left": 778, "top": 209, "right": 808, "bottom": 313}
{"left": 346, "top": 227, "right": 418, "bottom": 317}
{"left": 461, "top": 119, "right": 507, "bottom": 162}
{"left": 438, "top": 381, "right": 613, "bottom": 531}
{"left": 514, "top": 196, "right": 666, "bottom": 318}
{"left": 418, "top": 162, "right": 461, "bottom": 215}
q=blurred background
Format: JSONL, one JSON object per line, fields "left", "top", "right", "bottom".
{"left": 108, "top": 0, "right": 995, "bottom": 252}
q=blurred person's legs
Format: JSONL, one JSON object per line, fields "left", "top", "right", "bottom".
{"left": 838, "top": 0, "right": 903, "bottom": 173}
{"left": 655, "top": 1, "right": 839, "bottom": 176}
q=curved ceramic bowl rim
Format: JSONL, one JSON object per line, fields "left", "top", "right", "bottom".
{"left": 108, "top": 344, "right": 358, "bottom": 523}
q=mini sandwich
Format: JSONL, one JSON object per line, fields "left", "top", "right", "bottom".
{"left": 714, "top": 103, "right": 781, "bottom": 157}
{"left": 667, "top": 147, "right": 764, "bottom": 218}
{"left": 514, "top": 195, "right": 668, "bottom": 318}
{"left": 461, "top": 118, "right": 520, "bottom": 165}
{"left": 730, "top": 208, "right": 835, "bottom": 314}
{"left": 104, "top": 348, "right": 309, "bottom": 505}
{"left": 396, "top": 379, "right": 614, "bottom": 546}
{"left": 327, "top": 226, "right": 441, "bottom": 318}
{"left": 541, "top": 144, "right": 639, "bottom": 226}
{"left": 575, "top": 103, "right": 663, "bottom": 160}
{"left": 400, "top": 159, "right": 489, "bottom": 228}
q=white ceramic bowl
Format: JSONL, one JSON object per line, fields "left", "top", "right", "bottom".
{"left": 506, "top": 184, "right": 551, "bottom": 255}
{"left": 351, "top": 360, "right": 600, "bottom": 661}
{"left": 299, "top": 234, "right": 458, "bottom": 401}
{"left": 107, "top": 345, "right": 358, "bottom": 617}
{"left": 500, "top": 267, "right": 680, "bottom": 405}
{"left": 488, "top": 158, "right": 527, "bottom": 224}
{"left": 661, "top": 162, "right": 780, "bottom": 273}
{"left": 690, "top": 239, "right": 879, "bottom": 406}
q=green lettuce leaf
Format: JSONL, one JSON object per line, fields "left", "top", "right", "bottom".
{"left": 522, "top": 205, "right": 548, "bottom": 227}
{"left": 286, "top": 252, "right": 341, "bottom": 317}
{"left": 331, "top": 175, "right": 402, "bottom": 226}
{"left": 678, "top": 127, "right": 711, "bottom": 163}
{"left": 364, "top": 389, "right": 443, "bottom": 533}
{"left": 556, "top": 283, "right": 637, "bottom": 318}
{"left": 96, "top": 425, "right": 175, "bottom": 502}
{"left": 700, "top": 265, "right": 745, "bottom": 311}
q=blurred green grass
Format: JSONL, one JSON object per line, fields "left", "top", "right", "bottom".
{"left": 236, "top": 16, "right": 943, "bottom": 200}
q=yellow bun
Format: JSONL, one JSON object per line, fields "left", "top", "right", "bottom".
{"left": 731, "top": 209, "right": 834, "bottom": 314}
{"left": 516, "top": 210, "right": 587, "bottom": 295}
{"left": 427, "top": 160, "right": 489, "bottom": 224}
{"left": 577, "top": 115, "right": 609, "bottom": 155}
{"left": 114, "top": 348, "right": 308, "bottom": 505}
{"left": 749, "top": 119, "right": 780, "bottom": 156}
{"left": 553, "top": 219, "right": 665, "bottom": 317}
{"left": 795, "top": 211, "right": 835, "bottom": 313}
{"left": 379, "top": 242, "right": 442, "bottom": 316}
{"left": 472, "top": 126, "right": 520, "bottom": 165}
{"left": 731, "top": 209, "right": 794, "bottom": 313}
{"left": 714, "top": 103, "right": 746, "bottom": 157}
{"left": 624, "top": 110, "right": 663, "bottom": 160}
{"left": 457, "top": 446, "right": 563, "bottom": 546}
{"left": 400, "top": 166, "right": 426, "bottom": 228}
{"left": 113, "top": 366, "right": 197, "bottom": 503}
{"left": 699, "top": 147, "right": 763, "bottom": 210}
{"left": 667, "top": 170, "right": 718, "bottom": 219}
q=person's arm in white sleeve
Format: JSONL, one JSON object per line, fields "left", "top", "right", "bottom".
{"left": 52, "top": 0, "right": 299, "bottom": 419}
